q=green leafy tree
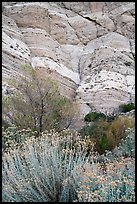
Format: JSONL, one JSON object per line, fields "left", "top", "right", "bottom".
{"left": 2, "top": 64, "right": 75, "bottom": 133}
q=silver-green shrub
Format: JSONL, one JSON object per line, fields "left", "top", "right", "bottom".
{"left": 2, "top": 128, "right": 135, "bottom": 202}
{"left": 75, "top": 156, "right": 135, "bottom": 202}
{"left": 2, "top": 130, "right": 90, "bottom": 202}
{"left": 112, "top": 128, "right": 135, "bottom": 158}
{"left": 75, "top": 128, "right": 135, "bottom": 202}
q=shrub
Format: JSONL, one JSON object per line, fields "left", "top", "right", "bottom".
{"left": 80, "top": 116, "right": 134, "bottom": 154}
{"left": 119, "top": 103, "right": 135, "bottom": 113}
{"left": 2, "top": 126, "right": 94, "bottom": 155}
{"left": 2, "top": 129, "right": 135, "bottom": 202}
{"left": 80, "top": 119, "right": 109, "bottom": 137}
{"left": 84, "top": 111, "right": 106, "bottom": 122}
{"left": 2, "top": 131, "right": 90, "bottom": 202}
{"left": 76, "top": 157, "right": 135, "bottom": 202}
{"left": 100, "top": 133, "right": 109, "bottom": 152}
{"left": 80, "top": 119, "right": 111, "bottom": 154}
{"left": 2, "top": 126, "right": 38, "bottom": 153}
{"left": 112, "top": 128, "right": 135, "bottom": 158}
{"left": 98, "top": 128, "right": 135, "bottom": 163}
{"left": 41, "top": 128, "right": 92, "bottom": 153}
{"left": 106, "top": 116, "right": 135, "bottom": 151}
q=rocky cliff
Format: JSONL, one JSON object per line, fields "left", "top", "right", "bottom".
{"left": 2, "top": 2, "right": 135, "bottom": 122}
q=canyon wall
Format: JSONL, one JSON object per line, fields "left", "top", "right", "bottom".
{"left": 2, "top": 2, "right": 135, "bottom": 127}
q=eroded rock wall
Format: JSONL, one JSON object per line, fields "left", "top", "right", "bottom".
{"left": 2, "top": 2, "right": 135, "bottom": 123}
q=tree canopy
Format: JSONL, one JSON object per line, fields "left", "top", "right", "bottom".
{"left": 2, "top": 64, "right": 76, "bottom": 133}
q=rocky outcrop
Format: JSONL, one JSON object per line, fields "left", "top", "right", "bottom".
{"left": 2, "top": 2, "right": 135, "bottom": 124}
{"left": 77, "top": 31, "right": 135, "bottom": 114}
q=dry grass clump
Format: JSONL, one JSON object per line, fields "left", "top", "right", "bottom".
{"left": 106, "top": 116, "right": 135, "bottom": 150}
{"left": 80, "top": 115, "right": 135, "bottom": 154}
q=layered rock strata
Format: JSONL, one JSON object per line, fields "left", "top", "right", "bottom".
{"left": 2, "top": 2, "right": 135, "bottom": 123}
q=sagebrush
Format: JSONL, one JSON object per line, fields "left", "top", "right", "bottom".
{"left": 2, "top": 128, "right": 135, "bottom": 202}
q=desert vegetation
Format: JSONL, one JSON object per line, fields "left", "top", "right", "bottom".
{"left": 2, "top": 64, "right": 135, "bottom": 202}
{"left": 2, "top": 127, "right": 135, "bottom": 202}
{"left": 119, "top": 102, "right": 135, "bottom": 113}
{"left": 80, "top": 112, "right": 134, "bottom": 154}
{"left": 2, "top": 64, "right": 75, "bottom": 134}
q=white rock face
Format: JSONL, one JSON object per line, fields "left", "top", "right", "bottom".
{"left": 77, "top": 31, "right": 135, "bottom": 114}
{"left": 2, "top": 2, "right": 135, "bottom": 126}
{"left": 31, "top": 57, "right": 80, "bottom": 85}
{"left": 2, "top": 14, "right": 31, "bottom": 78}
